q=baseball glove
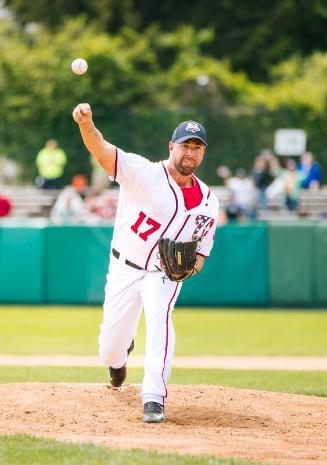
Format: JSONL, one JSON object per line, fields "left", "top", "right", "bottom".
{"left": 158, "top": 237, "right": 198, "bottom": 282}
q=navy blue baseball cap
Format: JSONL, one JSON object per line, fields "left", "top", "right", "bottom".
{"left": 172, "top": 120, "right": 208, "bottom": 148}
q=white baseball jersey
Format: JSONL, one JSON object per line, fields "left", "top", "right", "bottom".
{"left": 100, "top": 146, "right": 218, "bottom": 407}
{"left": 110, "top": 147, "right": 219, "bottom": 269}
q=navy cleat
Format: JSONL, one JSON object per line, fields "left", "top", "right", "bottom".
{"left": 143, "top": 402, "right": 165, "bottom": 423}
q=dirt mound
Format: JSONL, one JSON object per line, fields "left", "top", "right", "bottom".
{"left": 1, "top": 383, "right": 326, "bottom": 465}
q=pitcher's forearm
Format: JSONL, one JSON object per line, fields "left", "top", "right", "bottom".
{"left": 72, "top": 103, "right": 116, "bottom": 176}
{"left": 79, "top": 122, "right": 116, "bottom": 175}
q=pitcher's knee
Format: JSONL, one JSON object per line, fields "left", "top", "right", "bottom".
{"left": 99, "top": 346, "right": 122, "bottom": 366}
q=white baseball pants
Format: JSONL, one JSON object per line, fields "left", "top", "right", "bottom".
{"left": 98, "top": 253, "right": 182, "bottom": 406}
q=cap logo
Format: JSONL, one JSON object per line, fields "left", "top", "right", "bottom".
{"left": 185, "top": 122, "right": 201, "bottom": 134}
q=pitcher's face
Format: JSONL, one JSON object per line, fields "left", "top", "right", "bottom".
{"left": 169, "top": 139, "right": 206, "bottom": 176}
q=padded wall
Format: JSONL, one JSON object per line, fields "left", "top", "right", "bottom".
{"left": 179, "top": 223, "right": 269, "bottom": 306}
{"left": 45, "top": 226, "right": 112, "bottom": 304}
{"left": 0, "top": 226, "right": 45, "bottom": 303}
{"left": 268, "top": 222, "right": 315, "bottom": 305}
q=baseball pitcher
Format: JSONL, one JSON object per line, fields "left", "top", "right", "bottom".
{"left": 73, "top": 103, "right": 218, "bottom": 423}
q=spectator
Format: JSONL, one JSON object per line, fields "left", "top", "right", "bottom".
{"left": 252, "top": 150, "right": 277, "bottom": 213}
{"left": 278, "top": 159, "right": 304, "bottom": 211}
{"left": 226, "top": 168, "right": 257, "bottom": 220}
{"left": 86, "top": 190, "right": 118, "bottom": 222}
{"left": 0, "top": 194, "right": 12, "bottom": 217}
{"left": 90, "top": 154, "right": 110, "bottom": 191}
{"left": 300, "top": 151, "right": 323, "bottom": 190}
{"left": 216, "top": 165, "right": 231, "bottom": 184}
{"left": 0, "top": 157, "right": 20, "bottom": 185}
{"left": 50, "top": 175, "right": 95, "bottom": 224}
{"left": 35, "top": 139, "right": 67, "bottom": 189}
{"left": 71, "top": 173, "right": 89, "bottom": 199}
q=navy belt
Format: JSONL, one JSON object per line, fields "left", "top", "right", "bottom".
{"left": 112, "top": 248, "right": 143, "bottom": 270}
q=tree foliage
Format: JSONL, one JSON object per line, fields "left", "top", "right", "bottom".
{"left": 242, "top": 53, "right": 327, "bottom": 113}
{"left": 1, "top": 10, "right": 327, "bottom": 183}
{"left": 0, "top": 18, "right": 249, "bottom": 180}
{"left": 4, "top": 0, "right": 327, "bottom": 80}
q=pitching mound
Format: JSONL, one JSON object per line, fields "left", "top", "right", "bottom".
{"left": 1, "top": 383, "right": 326, "bottom": 465}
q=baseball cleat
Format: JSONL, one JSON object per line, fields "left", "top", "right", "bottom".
{"left": 108, "top": 340, "right": 135, "bottom": 388}
{"left": 109, "top": 364, "right": 127, "bottom": 388}
{"left": 143, "top": 402, "right": 165, "bottom": 423}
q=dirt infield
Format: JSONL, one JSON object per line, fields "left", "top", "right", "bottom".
{"left": 1, "top": 383, "right": 327, "bottom": 465}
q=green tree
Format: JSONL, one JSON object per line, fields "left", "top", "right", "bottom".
{"left": 1, "top": 15, "right": 327, "bottom": 184}
{"left": 0, "top": 18, "right": 247, "bottom": 181}
{"left": 242, "top": 53, "right": 327, "bottom": 113}
{"left": 4, "top": 0, "right": 327, "bottom": 81}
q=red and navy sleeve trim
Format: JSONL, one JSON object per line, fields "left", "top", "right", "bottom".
{"left": 113, "top": 147, "right": 118, "bottom": 181}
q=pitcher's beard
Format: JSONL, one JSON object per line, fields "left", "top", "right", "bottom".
{"left": 174, "top": 159, "right": 197, "bottom": 176}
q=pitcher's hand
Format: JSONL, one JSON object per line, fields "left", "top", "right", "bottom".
{"left": 72, "top": 103, "right": 93, "bottom": 125}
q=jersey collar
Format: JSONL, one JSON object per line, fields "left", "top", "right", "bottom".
{"left": 162, "top": 160, "right": 209, "bottom": 212}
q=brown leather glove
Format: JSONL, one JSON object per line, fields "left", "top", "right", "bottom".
{"left": 158, "top": 237, "right": 198, "bottom": 282}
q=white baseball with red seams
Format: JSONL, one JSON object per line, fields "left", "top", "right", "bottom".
{"left": 98, "top": 147, "right": 218, "bottom": 406}
{"left": 71, "top": 58, "right": 88, "bottom": 75}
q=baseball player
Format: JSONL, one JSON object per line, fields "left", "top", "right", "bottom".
{"left": 72, "top": 103, "right": 218, "bottom": 423}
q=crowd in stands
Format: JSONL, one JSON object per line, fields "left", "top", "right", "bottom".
{"left": 0, "top": 138, "right": 324, "bottom": 223}
{"left": 49, "top": 174, "right": 118, "bottom": 225}
{"left": 217, "top": 150, "right": 323, "bottom": 222}
{"left": 49, "top": 147, "right": 324, "bottom": 224}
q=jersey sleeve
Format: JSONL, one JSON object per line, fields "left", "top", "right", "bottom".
{"left": 109, "top": 147, "right": 152, "bottom": 189}
{"left": 197, "top": 219, "right": 217, "bottom": 257}
{"left": 197, "top": 195, "right": 219, "bottom": 258}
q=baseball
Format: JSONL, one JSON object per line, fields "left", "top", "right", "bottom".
{"left": 71, "top": 58, "right": 88, "bottom": 75}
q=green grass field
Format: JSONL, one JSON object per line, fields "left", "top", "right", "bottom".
{"left": 0, "top": 435, "right": 273, "bottom": 465}
{"left": 1, "top": 366, "right": 326, "bottom": 396}
{"left": 1, "top": 305, "right": 326, "bottom": 465}
{"left": 1, "top": 306, "right": 327, "bottom": 355}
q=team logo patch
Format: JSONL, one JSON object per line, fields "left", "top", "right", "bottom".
{"left": 186, "top": 122, "right": 201, "bottom": 134}
{"left": 193, "top": 215, "right": 211, "bottom": 236}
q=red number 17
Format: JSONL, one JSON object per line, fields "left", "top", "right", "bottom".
{"left": 131, "top": 211, "right": 161, "bottom": 241}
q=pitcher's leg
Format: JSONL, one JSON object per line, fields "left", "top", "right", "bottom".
{"left": 141, "top": 273, "right": 182, "bottom": 405}
{"left": 99, "top": 259, "right": 144, "bottom": 369}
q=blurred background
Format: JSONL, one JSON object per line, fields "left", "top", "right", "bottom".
{"left": 0, "top": 0, "right": 327, "bottom": 307}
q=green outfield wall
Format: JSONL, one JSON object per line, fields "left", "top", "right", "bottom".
{"left": 0, "top": 225, "right": 45, "bottom": 303}
{"left": 0, "top": 221, "right": 326, "bottom": 306}
{"left": 46, "top": 226, "right": 112, "bottom": 304}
